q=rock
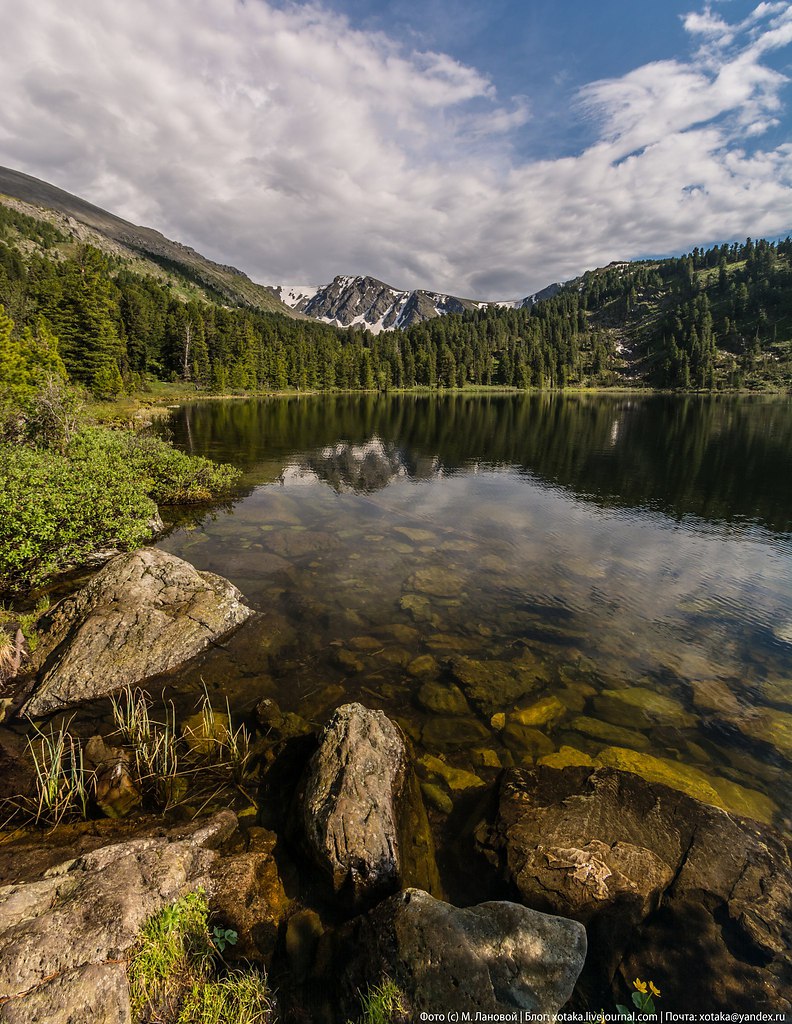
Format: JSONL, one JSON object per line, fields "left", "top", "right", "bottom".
{"left": 689, "top": 677, "right": 745, "bottom": 716}
{"left": 420, "top": 715, "right": 490, "bottom": 749}
{"left": 421, "top": 782, "right": 454, "bottom": 815}
{"left": 341, "top": 888, "right": 586, "bottom": 1018}
{"left": 21, "top": 550, "right": 253, "bottom": 718}
{"left": 593, "top": 686, "right": 695, "bottom": 730}
{"left": 416, "top": 680, "right": 470, "bottom": 715}
{"left": 569, "top": 715, "right": 651, "bottom": 751}
{"left": 449, "top": 656, "right": 533, "bottom": 716}
{"left": 399, "top": 593, "right": 432, "bottom": 623}
{"left": 0, "top": 811, "right": 236, "bottom": 1024}
{"left": 510, "top": 695, "right": 567, "bottom": 729}
{"left": 333, "top": 648, "right": 365, "bottom": 674}
{"left": 502, "top": 721, "right": 555, "bottom": 758}
{"left": 418, "top": 753, "right": 486, "bottom": 792}
{"left": 539, "top": 746, "right": 595, "bottom": 769}
{"left": 407, "top": 567, "right": 467, "bottom": 598}
{"left": 471, "top": 747, "right": 503, "bottom": 769}
{"left": 83, "top": 735, "right": 142, "bottom": 819}
{"left": 478, "top": 766, "right": 792, "bottom": 1011}
{"left": 730, "top": 705, "right": 792, "bottom": 761}
{"left": 301, "top": 704, "right": 438, "bottom": 907}
{"left": 593, "top": 746, "right": 777, "bottom": 819}
{"left": 348, "top": 636, "right": 384, "bottom": 652}
{"left": 407, "top": 654, "right": 439, "bottom": 677}
{"left": 209, "top": 828, "right": 295, "bottom": 964}
{"left": 255, "top": 697, "right": 310, "bottom": 742}
{"left": 182, "top": 709, "right": 231, "bottom": 755}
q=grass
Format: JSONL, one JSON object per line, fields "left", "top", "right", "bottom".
{"left": 128, "top": 890, "right": 273, "bottom": 1024}
{"left": 27, "top": 721, "right": 93, "bottom": 826}
{"left": 346, "top": 979, "right": 406, "bottom": 1024}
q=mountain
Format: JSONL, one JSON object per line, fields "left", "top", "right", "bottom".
{"left": 276, "top": 275, "right": 570, "bottom": 331}
{"left": 277, "top": 274, "right": 484, "bottom": 331}
{"left": 0, "top": 166, "right": 297, "bottom": 317}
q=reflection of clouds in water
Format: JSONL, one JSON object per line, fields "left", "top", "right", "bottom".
{"left": 357, "top": 470, "right": 792, "bottom": 685}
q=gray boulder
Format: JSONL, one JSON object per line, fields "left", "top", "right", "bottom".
{"left": 342, "top": 888, "right": 586, "bottom": 1018}
{"left": 477, "top": 766, "right": 792, "bottom": 1012}
{"left": 302, "top": 703, "right": 439, "bottom": 907}
{"left": 0, "top": 811, "right": 236, "bottom": 1024}
{"left": 21, "top": 549, "right": 254, "bottom": 717}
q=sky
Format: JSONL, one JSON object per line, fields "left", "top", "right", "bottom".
{"left": 0, "top": 0, "right": 791, "bottom": 298}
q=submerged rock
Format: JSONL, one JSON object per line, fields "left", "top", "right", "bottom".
{"left": 0, "top": 812, "right": 236, "bottom": 1024}
{"left": 20, "top": 550, "right": 254, "bottom": 718}
{"left": 477, "top": 766, "right": 792, "bottom": 1012}
{"left": 301, "top": 703, "right": 439, "bottom": 907}
{"left": 594, "top": 686, "right": 695, "bottom": 730}
{"left": 449, "top": 655, "right": 533, "bottom": 716}
{"left": 340, "top": 888, "right": 586, "bottom": 1019}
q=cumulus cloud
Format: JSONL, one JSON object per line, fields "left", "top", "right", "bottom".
{"left": 0, "top": 0, "right": 790, "bottom": 298}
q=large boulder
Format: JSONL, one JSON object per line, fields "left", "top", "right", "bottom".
{"left": 340, "top": 888, "right": 586, "bottom": 1019}
{"left": 20, "top": 549, "right": 254, "bottom": 717}
{"left": 0, "top": 811, "right": 236, "bottom": 1024}
{"left": 301, "top": 703, "right": 439, "bottom": 907}
{"left": 477, "top": 766, "right": 792, "bottom": 1012}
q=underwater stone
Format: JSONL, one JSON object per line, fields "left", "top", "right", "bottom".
{"left": 594, "top": 686, "right": 696, "bottom": 730}
{"left": 407, "top": 654, "right": 440, "bottom": 677}
{"left": 418, "top": 753, "right": 486, "bottom": 792}
{"left": 510, "top": 695, "right": 567, "bottom": 729}
{"left": 569, "top": 715, "right": 651, "bottom": 752}
{"left": 538, "top": 746, "right": 596, "bottom": 769}
{"left": 416, "top": 680, "right": 470, "bottom": 716}
{"left": 450, "top": 656, "right": 533, "bottom": 716}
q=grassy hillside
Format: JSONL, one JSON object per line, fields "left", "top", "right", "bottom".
{"left": 0, "top": 166, "right": 298, "bottom": 317}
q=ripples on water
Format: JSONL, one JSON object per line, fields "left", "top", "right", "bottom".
{"left": 156, "top": 394, "right": 792, "bottom": 829}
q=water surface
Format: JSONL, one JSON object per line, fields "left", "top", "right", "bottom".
{"left": 156, "top": 394, "right": 792, "bottom": 828}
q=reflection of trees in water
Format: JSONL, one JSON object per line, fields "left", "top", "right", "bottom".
{"left": 163, "top": 394, "right": 792, "bottom": 532}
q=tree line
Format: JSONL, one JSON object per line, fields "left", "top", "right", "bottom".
{"left": 1, "top": 199, "right": 790, "bottom": 398}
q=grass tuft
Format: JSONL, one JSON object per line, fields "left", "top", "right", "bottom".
{"left": 128, "top": 890, "right": 273, "bottom": 1024}
{"left": 27, "top": 720, "right": 93, "bottom": 826}
{"left": 347, "top": 978, "right": 406, "bottom": 1024}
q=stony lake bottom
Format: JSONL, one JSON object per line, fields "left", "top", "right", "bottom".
{"left": 149, "top": 392, "right": 792, "bottom": 835}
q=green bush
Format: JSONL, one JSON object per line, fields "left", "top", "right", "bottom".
{"left": 0, "top": 440, "right": 156, "bottom": 592}
{"left": 0, "top": 426, "right": 240, "bottom": 593}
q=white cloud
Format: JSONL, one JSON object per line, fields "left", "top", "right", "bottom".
{"left": 0, "top": 0, "right": 790, "bottom": 299}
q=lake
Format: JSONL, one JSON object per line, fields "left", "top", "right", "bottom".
{"left": 155, "top": 393, "right": 792, "bottom": 830}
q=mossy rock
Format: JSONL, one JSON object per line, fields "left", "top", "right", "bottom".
{"left": 421, "top": 782, "right": 454, "bottom": 815}
{"left": 510, "top": 696, "right": 567, "bottom": 729}
{"left": 470, "top": 747, "right": 503, "bottom": 769}
{"left": 595, "top": 746, "right": 722, "bottom": 808}
{"left": 733, "top": 706, "right": 792, "bottom": 761}
{"left": 538, "top": 746, "right": 595, "bottom": 769}
{"left": 418, "top": 753, "right": 486, "bottom": 792}
{"left": 569, "top": 715, "right": 651, "bottom": 752}
{"left": 182, "top": 710, "right": 231, "bottom": 754}
{"left": 594, "top": 686, "right": 695, "bottom": 729}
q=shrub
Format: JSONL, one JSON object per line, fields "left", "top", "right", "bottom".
{"left": 0, "top": 425, "right": 240, "bottom": 592}
{"left": 0, "top": 439, "right": 156, "bottom": 592}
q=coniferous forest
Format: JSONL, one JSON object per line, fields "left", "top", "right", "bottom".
{"left": 1, "top": 199, "right": 791, "bottom": 403}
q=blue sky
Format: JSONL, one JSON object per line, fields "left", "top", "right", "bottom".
{"left": 0, "top": 0, "right": 790, "bottom": 296}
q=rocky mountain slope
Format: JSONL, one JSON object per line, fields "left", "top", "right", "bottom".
{"left": 277, "top": 275, "right": 567, "bottom": 331}
{"left": 0, "top": 165, "right": 297, "bottom": 317}
{"left": 276, "top": 275, "right": 483, "bottom": 332}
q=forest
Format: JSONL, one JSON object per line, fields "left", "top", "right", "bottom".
{"left": 1, "top": 198, "right": 791, "bottom": 401}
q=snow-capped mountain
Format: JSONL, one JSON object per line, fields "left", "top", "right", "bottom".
{"left": 276, "top": 274, "right": 565, "bottom": 332}
{"left": 276, "top": 275, "right": 480, "bottom": 332}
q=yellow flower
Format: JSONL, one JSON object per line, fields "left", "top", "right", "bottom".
{"left": 649, "top": 982, "right": 661, "bottom": 998}
{"left": 633, "top": 979, "right": 648, "bottom": 994}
